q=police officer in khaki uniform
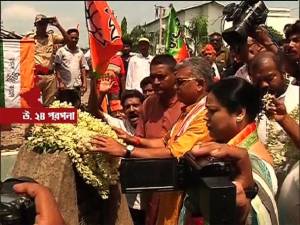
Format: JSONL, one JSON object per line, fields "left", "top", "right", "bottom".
{"left": 26, "top": 14, "right": 70, "bottom": 106}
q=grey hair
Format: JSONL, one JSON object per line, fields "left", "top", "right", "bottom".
{"left": 175, "top": 57, "right": 213, "bottom": 87}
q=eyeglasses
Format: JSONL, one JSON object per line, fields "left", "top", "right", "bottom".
{"left": 176, "top": 77, "right": 197, "bottom": 86}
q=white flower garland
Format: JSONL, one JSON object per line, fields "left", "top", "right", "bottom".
{"left": 26, "top": 101, "right": 123, "bottom": 199}
{"left": 261, "top": 94, "right": 300, "bottom": 169}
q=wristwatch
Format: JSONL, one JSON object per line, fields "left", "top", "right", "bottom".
{"left": 244, "top": 182, "right": 259, "bottom": 200}
{"left": 124, "top": 145, "right": 135, "bottom": 158}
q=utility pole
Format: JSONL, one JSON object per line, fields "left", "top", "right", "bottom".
{"left": 155, "top": 5, "right": 166, "bottom": 50}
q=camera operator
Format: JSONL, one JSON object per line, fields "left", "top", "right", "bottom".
{"left": 221, "top": 0, "right": 279, "bottom": 83}
{"left": 13, "top": 182, "right": 65, "bottom": 225}
{"left": 234, "top": 25, "right": 278, "bottom": 83}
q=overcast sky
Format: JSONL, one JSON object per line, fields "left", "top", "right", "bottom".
{"left": 1, "top": 1, "right": 299, "bottom": 48}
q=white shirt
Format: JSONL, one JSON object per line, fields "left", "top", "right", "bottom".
{"left": 102, "top": 113, "right": 134, "bottom": 135}
{"left": 278, "top": 161, "right": 300, "bottom": 225}
{"left": 257, "top": 82, "right": 299, "bottom": 169}
{"left": 102, "top": 113, "right": 142, "bottom": 210}
{"left": 212, "top": 63, "right": 220, "bottom": 80}
{"left": 257, "top": 82, "right": 299, "bottom": 144}
{"left": 55, "top": 46, "right": 89, "bottom": 89}
{"left": 125, "top": 53, "right": 153, "bottom": 92}
{"left": 235, "top": 64, "right": 252, "bottom": 83}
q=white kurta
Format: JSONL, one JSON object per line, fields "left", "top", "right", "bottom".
{"left": 125, "top": 53, "right": 153, "bottom": 92}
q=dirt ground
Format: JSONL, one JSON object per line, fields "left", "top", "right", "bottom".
{"left": 0, "top": 79, "right": 91, "bottom": 152}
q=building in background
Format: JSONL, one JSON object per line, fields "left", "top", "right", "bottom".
{"left": 144, "top": 1, "right": 298, "bottom": 53}
{"left": 145, "top": 1, "right": 225, "bottom": 53}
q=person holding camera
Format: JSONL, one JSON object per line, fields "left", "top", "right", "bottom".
{"left": 234, "top": 25, "right": 278, "bottom": 83}
{"left": 26, "top": 14, "right": 70, "bottom": 107}
{"left": 187, "top": 78, "right": 278, "bottom": 225}
{"left": 13, "top": 182, "right": 65, "bottom": 225}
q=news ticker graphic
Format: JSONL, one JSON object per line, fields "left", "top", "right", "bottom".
{"left": 0, "top": 108, "right": 77, "bottom": 124}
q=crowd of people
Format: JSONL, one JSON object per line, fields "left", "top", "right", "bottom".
{"left": 13, "top": 12, "right": 300, "bottom": 225}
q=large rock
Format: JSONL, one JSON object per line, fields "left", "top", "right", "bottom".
{"left": 12, "top": 146, "right": 79, "bottom": 225}
{"left": 12, "top": 145, "right": 133, "bottom": 225}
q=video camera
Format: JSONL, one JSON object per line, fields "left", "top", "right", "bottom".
{"left": 222, "top": 0, "right": 269, "bottom": 46}
{"left": 120, "top": 155, "right": 237, "bottom": 225}
{"left": 0, "top": 177, "right": 36, "bottom": 225}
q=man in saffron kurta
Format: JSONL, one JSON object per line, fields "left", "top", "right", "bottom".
{"left": 155, "top": 99, "right": 211, "bottom": 225}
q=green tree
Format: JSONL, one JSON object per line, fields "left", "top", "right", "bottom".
{"left": 184, "top": 16, "right": 208, "bottom": 55}
{"left": 266, "top": 25, "right": 284, "bottom": 45}
{"left": 121, "top": 17, "right": 128, "bottom": 37}
{"left": 129, "top": 24, "right": 154, "bottom": 53}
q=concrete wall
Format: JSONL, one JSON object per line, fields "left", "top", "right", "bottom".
{"left": 207, "top": 4, "right": 224, "bottom": 34}
{"left": 144, "top": 2, "right": 225, "bottom": 44}
{"left": 266, "top": 17, "right": 298, "bottom": 34}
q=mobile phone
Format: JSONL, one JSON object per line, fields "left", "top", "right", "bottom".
{"left": 42, "top": 17, "right": 55, "bottom": 23}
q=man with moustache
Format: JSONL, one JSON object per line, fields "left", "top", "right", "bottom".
{"left": 93, "top": 76, "right": 144, "bottom": 135}
{"left": 134, "top": 54, "right": 184, "bottom": 225}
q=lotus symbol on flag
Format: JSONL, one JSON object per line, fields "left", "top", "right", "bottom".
{"left": 85, "top": 1, "right": 121, "bottom": 47}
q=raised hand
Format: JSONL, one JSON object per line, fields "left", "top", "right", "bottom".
{"left": 255, "top": 25, "right": 271, "bottom": 43}
{"left": 48, "top": 17, "right": 60, "bottom": 27}
{"left": 98, "top": 75, "right": 115, "bottom": 93}
{"left": 265, "top": 98, "right": 288, "bottom": 122}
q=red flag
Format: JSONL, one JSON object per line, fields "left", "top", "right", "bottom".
{"left": 85, "top": 1, "right": 123, "bottom": 75}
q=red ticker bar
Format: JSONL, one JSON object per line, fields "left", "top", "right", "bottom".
{"left": 0, "top": 108, "right": 77, "bottom": 124}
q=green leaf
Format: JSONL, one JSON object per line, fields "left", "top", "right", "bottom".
{"left": 92, "top": 71, "right": 101, "bottom": 79}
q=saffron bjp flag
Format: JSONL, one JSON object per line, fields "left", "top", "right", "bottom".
{"left": 0, "top": 39, "right": 41, "bottom": 108}
{"left": 85, "top": 1, "right": 123, "bottom": 76}
{"left": 165, "top": 6, "right": 190, "bottom": 62}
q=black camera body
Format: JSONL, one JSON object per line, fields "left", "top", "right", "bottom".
{"left": 120, "top": 157, "right": 237, "bottom": 225}
{"left": 0, "top": 177, "right": 36, "bottom": 225}
{"left": 222, "top": 0, "right": 269, "bottom": 46}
